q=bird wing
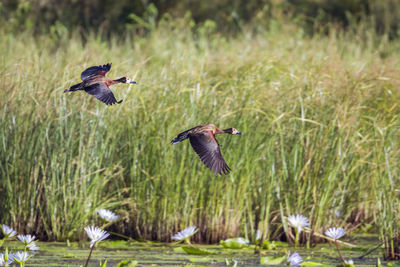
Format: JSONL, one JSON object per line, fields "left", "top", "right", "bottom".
{"left": 81, "top": 63, "right": 112, "bottom": 81}
{"left": 84, "top": 83, "right": 122, "bottom": 105}
{"left": 171, "top": 125, "right": 201, "bottom": 144}
{"left": 189, "top": 131, "right": 230, "bottom": 175}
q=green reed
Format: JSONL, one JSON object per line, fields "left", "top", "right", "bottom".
{"left": 0, "top": 21, "right": 399, "bottom": 248}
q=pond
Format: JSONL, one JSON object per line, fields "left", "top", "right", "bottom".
{"left": 3, "top": 236, "right": 400, "bottom": 266}
{"left": 2, "top": 236, "right": 399, "bottom": 266}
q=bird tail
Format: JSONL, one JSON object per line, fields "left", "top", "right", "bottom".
{"left": 171, "top": 131, "right": 190, "bottom": 145}
{"left": 64, "top": 82, "right": 82, "bottom": 93}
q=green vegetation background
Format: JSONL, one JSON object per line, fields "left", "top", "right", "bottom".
{"left": 1, "top": 0, "right": 400, "bottom": 256}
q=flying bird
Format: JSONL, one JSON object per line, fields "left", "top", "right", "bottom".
{"left": 171, "top": 124, "right": 243, "bottom": 175}
{"left": 64, "top": 63, "right": 136, "bottom": 105}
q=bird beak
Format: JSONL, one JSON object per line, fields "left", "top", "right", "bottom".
{"left": 63, "top": 89, "right": 70, "bottom": 93}
{"left": 130, "top": 81, "right": 137, "bottom": 84}
{"left": 237, "top": 132, "right": 243, "bottom": 135}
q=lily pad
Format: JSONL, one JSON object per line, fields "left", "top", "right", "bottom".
{"left": 173, "top": 247, "right": 185, "bottom": 253}
{"left": 182, "top": 245, "right": 216, "bottom": 255}
{"left": 301, "top": 261, "right": 324, "bottom": 266}
{"left": 116, "top": 260, "right": 138, "bottom": 267}
{"left": 387, "top": 262, "right": 400, "bottom": 267}
{"left": 220, "top": 238, "right": 250, "bottom": 249}
{"left": 336, "top": 263, "right": 355, "bottom": 267}
{"left": 262, "top": 240, "right": 289, "bottom": 250}
{"left": 61, "top": 253, "right": 77, "bottom": 259}
{"left": 99, "top": 240, "right": 138, "bottom": 249}
{"left": 260, "top": 255, "right": 286, "bottom": 265}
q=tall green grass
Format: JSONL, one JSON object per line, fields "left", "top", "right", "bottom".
{"left": 0, "top": 23, "right": 400, "bottom": 250}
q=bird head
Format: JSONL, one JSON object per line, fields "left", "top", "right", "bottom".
{"left": 224, "top": 128, "right": 243, "bottom": 135}
{"left": 125, "top": 77, "right": 137, "bottom": 84}
{"left": 116, "top": 77, "right": 137, "bottom": 84}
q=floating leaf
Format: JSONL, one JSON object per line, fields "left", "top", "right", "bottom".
{"left": 262, "top": 241, "right": 288, "bottom": 250}
{"left": 220, "top": 238, "right": 250, "bottom": 249}
{"left": 386, "top": 262, "right": 400, "bottom": 267}
{"left": 99, "top": 240, "right": 136, "bottom": 248}
{"left": 173, "top": 247, "right": 185, "bottom": 253}
{"left": 336, "top": 263, "right": 355, "bottom": 267}
{"left": 301, "top": 261, "right": 324, "bottom": 266}
{"left": 182, "top": 245, "right": 216, "bottom": 255}
{"left": 116, "top": 260, "right": 138, "bottom": 267}
{"left": 61, "top": 253, "right": 77, "bottom": 259}
{"left": 260, "top": 255, "right": 286, "bottom": 265}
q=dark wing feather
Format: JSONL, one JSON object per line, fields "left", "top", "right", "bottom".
{"left": 171, "top": 125, "right": 200, "bottom": 144}
{"left": 189, "top": 132, "right": 230, "bottom": 175}
{"left": 84, "top": 83, "right": 122, "bottom": 105}
{"left": 81, "top": 63, "right": 112, "bottom": 81}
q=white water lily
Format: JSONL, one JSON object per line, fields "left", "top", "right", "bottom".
{"left": 17, "top": 234, "right": 36, "bottom": 245}
{"left": 1, "top": 224, "right": 17, "bottom": 239}
{"left": 0, "top": 252, "right": 14, "bottom": 266}
{"left": 288, "top": 252, "right": 303, "bottom": 266}
{"left": 12, "top": 251, "right": 31, "bottom": 265}
{"left": 325, "top": 227, "right": 346, "bottom": 240}
{"left": 84, "top": 226, "right": 110, "bottom": 248}
{"left": 27, "top": 241, "right": 40, "bottom": 251}
{"left": 234, "top": 237, "right": 250, "bottom": 244}
{"left": 288, "top": 214, "right": 310, "bottom": 233}
{"left": 255, "top": 229, "right": 262, "bottom": 241}
{"left": 97, "top": 209, "right": 118, "bottom": 222}
{"left": 171, "top": 226, "right": 197, "bottom": 241}
{"left": 326, "top": 228, "right": 348, "bottom": 264}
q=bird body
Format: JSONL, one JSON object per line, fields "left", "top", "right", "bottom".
{"left": 171, "top": 124, "right": 242, "bottom": 175}
{"left": 64, "top": 63, "right": 136, "bottom": 105}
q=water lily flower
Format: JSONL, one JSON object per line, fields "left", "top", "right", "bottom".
{"left": 325, "top": 227, "right": 346, "bottom": 240}
{"left": 27, "top": 241, "right": 40, "bottom": 251}
{"left": 288, "top": 214, "right": 310, "bottom": 233}
{"left": 84, "top": 226, "right": 110, "bottom": 248}
{"left": 237, "top": 237, "right": 250, "bottom": 245}
{"left": 171, "top": 226, "right": 197, "bottom": 241}
{"left": 288, "top": 214, "right": 310, "bottom": 248}
{"left": 287, "top": 252, "right": 303, "bottom": 266}
{"left": 1, "top": 224, "right": 17, "bottom": 239}
{"left": 12, "top": 251, "right": 31, "bottom": 265}
{"left": 97, "top": 209, "right": 118, "bottom": 222}
{"left": 326, "top": 227, "right": 348, "bottom": 264}
{"left": 17, "top": 235, "right": 36, "bottom": 246}
{"left": 0, "top": 252, "right": 14, "bottom": 266}
{"left": 255, "top": 229, "right": 262, "bottom": 242}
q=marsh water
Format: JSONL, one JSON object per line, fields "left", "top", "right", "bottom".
{"left": 4, "top": 236, "right": 400, "bottom": 266}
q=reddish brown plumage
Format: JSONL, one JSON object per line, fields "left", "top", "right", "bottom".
{"left": 171, "top": 124, "right": 243, "bottom": 175}
{"left": 64, "top": 63, "right": 136, "bottom": 105}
